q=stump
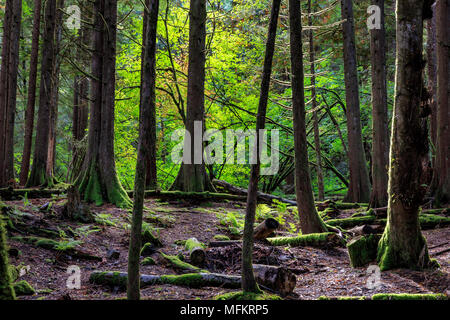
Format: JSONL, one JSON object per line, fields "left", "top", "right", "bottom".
{"left": 184, "top": 238, "right": 206, "bottom": 266}
{"left": 253, "top": 218, "right": 280, "bottom": 240}
{"left": 62, "top": 186, "right": 94, "bottom": 223}
{"left": 346, "top": 234, "right": 381, "bottom": 267}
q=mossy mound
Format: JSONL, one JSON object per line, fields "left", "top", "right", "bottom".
{"left": 347, "top": 234, "right": 381, "bottom": 268}
{"left": 371, "top": 293, "right": 447, "bottom": 300}
{"left": 214, "top": 291, "right": 282, "bottom": 300}
{"left": 213, "top": 234, "right": 230, "bottom": 241}
{"left": 13, "top": 280, "right": 35, "bottom": 296}
{"left": 141, "top": 257, "right": 156, "bottom": 266}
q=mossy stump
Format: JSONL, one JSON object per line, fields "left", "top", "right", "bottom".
{"left": 347, "top": 234, "right": 381, "bottom": 267}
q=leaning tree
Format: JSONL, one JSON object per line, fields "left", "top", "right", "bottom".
{"left": 377, "top": 0, "right": 434, "bottom": 271}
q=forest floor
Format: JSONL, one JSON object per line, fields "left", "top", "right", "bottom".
{"left": 4, "top": 196, "right": 450, "bottom": 300}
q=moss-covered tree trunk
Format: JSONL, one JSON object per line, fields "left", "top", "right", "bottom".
{"left": 289, "top": 0, "right": 327, "bottom": 234}
{"left": 127, "top": 0, "right": 159, "bottom": 300}
{"left": 19, "top": 0, "right": 41, "bottom": 186}
{"left": 369, "top": 0, "right": 389, "bottom": 208}
{"left": 341, "top": 0, "right": 372, "bottom": 203}
{"left": 170, "top": 0, "right": 214, "bottom": 192}
{"left": 75, "top": 0, "right": 131, "bottom": 207}
{"left": 242, "top": 0, "right": 281, "bottom": 294}
{"left": 0, "top": 212, "right": 16, "bottom": 300}
{"left": 27, "top": 0, "right": 59, "bottom": 187}
{"left": 377, "top": 0, "right": 432, "bottom": 271}
{"left": 0, "top": 0, "right": 22, "bottom": 188}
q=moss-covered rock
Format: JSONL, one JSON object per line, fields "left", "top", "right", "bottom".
{"left": 13, "top": 280, "right": 35, "bottom": 296}
{"left": 371, "top": 293, "right": 447, "bottom": 300}
{"left": 214, "top": 291, "right": 282, "bottom": 300}
{"left": 347, "top": 234, "right": 381, "bottom": 268}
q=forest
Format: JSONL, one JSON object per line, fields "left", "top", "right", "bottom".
{"left": 0, "top": 0, "right": 449, "bottom": 303}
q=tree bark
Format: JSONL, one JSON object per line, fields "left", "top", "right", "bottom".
{"left": 0, "top": 213, "right": 16, "bottom": 300}
{"left": 432, "top": 0, "right": 450, "bottom": 205}
{"left": 341, "top": 0, "right": 372, "bottom": 203}
{"left": 127, "top": 0, "right": 159, "bottom": 301}
{"left": 289, "top": 0, "right": 327, "bottom": 234}
{"left": 27, "top": 0, "right": 59, "bottom": 187}
{"left": 75, "top": 0, "right": 131, "bottom": 207}
{"left": 19, "top": 0, "right": 42, "bottom": 186}
{"left": 242, "top": 0, "right": 281, "bottom": 294}
{"left": 170, "top": 0, "right": 214, "bottom": 192}
{"left": 377, "top": 0, "right": 433, "bottom": 271}
{"left": 308, "top": 0, "right": 325, "bottom": 201}
{"left": 426, "top": 3, "right": 437, "bottom": 167}
{"left": 0, "top": 0, "right": 22, "bottom": 188}
{"left": 369, "top": 0, "right": 389, "bottom": 208}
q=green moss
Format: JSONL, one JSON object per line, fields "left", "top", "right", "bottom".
{"left": 372, "top": 293, "right": 447, "bottom": 300}
{"left": 159, "top": 252, "right": 209, "bottom": 273}
{"left": 13, "top": 280, "right": 35, "bottom": 296}
{"left": 141, "top": 225, "right": 162, "bottom": 247}
{"left": 159, "top": 274, "right": 204, "bottom": 287}
{"left": 89, "top": 271, "right": 128, "bottom": 288}
{"left": 141, "top": 257, "right": 156, "bottom": 266}
{"left": 0, "top": 215, "right": 16, "bottom": 300}
{"left": 347, "top": 234, "right": 381, "bottom": 268}
{"left": 419, "top": 214, "right": 450, "bottom": 229}
{"left": 140, "top": 243, "right": 156, "bottom": 256}
{"left": 214, "top": 291, "right": 282, "bottom": 300}
{"left": 185, "top": 238, "right": 206, "bottom": 251}
{"left": 213, "top": 234, "right": 230, "bottom": 241}
{"left": 267, "top": 232, "right": 345, "bottom": 247}
{"left": 318, "top": 296, "right": 367, "bottom": 300}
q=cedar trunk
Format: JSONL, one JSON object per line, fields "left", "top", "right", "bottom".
{"left": 0, "top": 0, "right": 22, "bottom": 187}
{"left": 341, "top": 0, "right": 371, "bottom": 203}
{"left": 369, "top": 0, "right": 389, "bottom": 208}
{"left": 128, "top": 0, "right": 159, "bottom": 300}
{"left": 377, "top": 0, "right": 432, "bottom": 271}
{"left": 170, "top": 0, "right": 214, "bottom": 192}
{"left": 75, "top": 0, "right": 131, "bottom": 207}
{"left": 432, "top": 0, "right": 450, "bottom": 205}
{"left": 242, "top": 0, "right": 281, "bottom": 294}
{"left": 19, "top": 0, "right": 42, "bottom": 186}
{"left": 289, "top": 0, "right": 327, "bottom": 234}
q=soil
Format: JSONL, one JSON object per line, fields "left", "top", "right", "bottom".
{"left": 3, "top": 197, "right": 449, "bottom": 300}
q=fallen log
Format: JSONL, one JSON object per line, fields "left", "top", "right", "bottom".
{"left": 90, "top": 265, "right": 297, "bottom": 295}
{"left": 346, "top": 234, "right": 381, "bottom": 268}
{"left": 267, "top": 232, "right": 346, "bottom": 248}
{"left": 327, "top": 214, "right": 450, "bottom": 230}
{"left": 212, "top": 179, "right": 297, "bottom": 205}
{"left": 0, "top": 188, "right": 66, "bottom": 200}
{"left": 253, "top": 264, "right": 296, "bottom": 297}
{"left": 184, "top": 238, "right": 206, "bottom": 266}
{"left": 159, "top": 252, "right": 209, "bottom": 273}
{"left": 253, "top": 218, "right": 280, "bottom": 240}
{"left": 347, "top": 225, "right": 384, "bottom": 237}
{"left": 127, "top": 189, "right": 246, "bottom": 202}
{"left": 208, "top": 240, "right": 242, "bottom": 247}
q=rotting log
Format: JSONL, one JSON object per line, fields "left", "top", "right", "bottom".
{"left": 159, "top": 252, "right": 209, "bottom": 273}
{"left": 346, "top": 234, "right": 381, "bottom": 268}
{"left": 127, "top": 189, "right": 246, "bottom": 202}
{"left": 0, "top": 188, "right": 66, "bottom": 200}
{"left": 212, "top": 179, "right": 297, "bottom": 205}
{"left": 90, "top": 266, "right": 297, "bottom": 295}
{"left": 253, "top": 218, "right": 280, "bottom": 240}
{"left": 347, "top": 225, "right": 384, "bottom": 236}
{"left": 253, "top": 264, "right": 296, "bottom": 297}
{"left": 184, "top": 238, "right": 206, "bottom": 266}
{"left": 267, "top": 232, "right": 346, "bottom": 248}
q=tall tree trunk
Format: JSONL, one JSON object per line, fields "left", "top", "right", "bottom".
{"left": 432, "top": 0, "right": 450, "bottom": 205}
{"left": 241, "top": 0, "right": 281, "bottom": 294}
{"left": 19, "top": 0, "right": 41, "bottom": 186}
{"left": 127, "top": 0, "right": 159, "bottom": 300}
{"left": 0, "top": 0, "right": 22, "bottom": 187}
{"left": 75, "top": 0, "right": 131, "bottom": 208}
{"left": 369, "top": 0, "right": 389, "bottom": 208}
{"left": 289, "top": 0, "right": 327, "bottom": 235}
{"left": 426, "top": 3, "right": 437, "bottom": 168}
{"left": 170, "top": 0, "right": 214, "bottom": 192}
{"left": 377, "top": 0, "right": 433, "bottom": 271}
{"left": 46, "top": 0, "right": 65, "bottom": 182}
{"left": 341, "top": 0, "right": 371, "bottom": 203}
{"left": 27, "top": 0, "right": 59, "bottom": 187}
{"left": 308, "top": 0, "right": 325, "bottom": 201}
